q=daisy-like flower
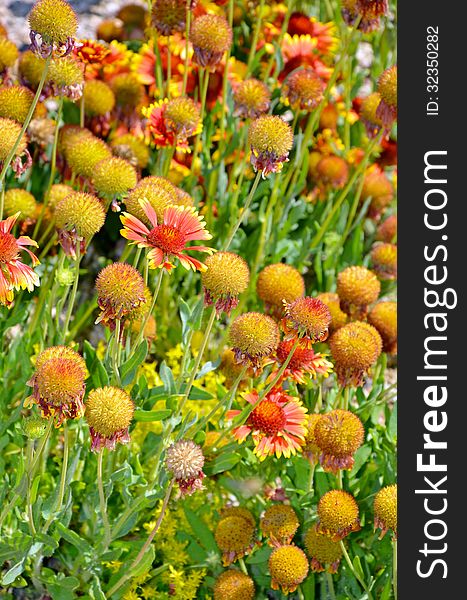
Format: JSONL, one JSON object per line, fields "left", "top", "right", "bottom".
{"left": 120, "top": 201, "right": 213, "bottom": 272}
{"left": 190, "top": 14, "right": 232, "bottom": 69}
{"left": 233, "top": 78, "right": 271, "bottom": 119}
{"left": 143, "top": 98, "right": 201, "bottom": 151}
{"left": 282, "top": 296, "right": 332, "bottom": 343}
{"left": 151, "top": 0, "right": 189, "bottom": 36}
{"left": 256, "top": 263, "right": 305, "bottom": 316}
{"left": 268, "top": 338, "right": 333, "bottom": 385}
{"left": 73, "top": 39, "right": 109, "bottom": 64}
{"left": 229, "top": 312, "right": 280, "bottom": 370}
{"left": 0, "top": 213, "right": 40, "bottom": 308}
{"left": 337, "top": 265, "right": 380, "bottom": 319}
{"left": 317, "top": 490, "right": 361, "bottom": 541}
{"left": 227, "top": 389, "right": 308, "bottom": 461}
{"left": 28, "top": 0, "right": 78, "bottom": 58}
{"left": 315, "top": 409, "right": 364, "bottom": 473}
{"left": 201, "top": 251, "right": 250, "bottom": 317}
{"left": 95, "top": 262, "right": 146, "bottom": 327}
{"left": 166, "top": 439, "right": 205, "bottom": 496}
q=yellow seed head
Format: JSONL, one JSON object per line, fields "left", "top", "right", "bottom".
{"left": 202, "top": 252, "right": 250, "bottom": 299}
{"left": 111, "top": 134, "right": 149, "bottom": 169}
{"left": 316, "top": 292, "right": 348, "bottom": 332}
{"left": 261, "top": 504, "right": 299, "bottom": 544}
{"left": 125, "top": 176, "right": 178, "bottom": 223}
{"left": 371, "top": 242, "right": 397, "bottom": 280}
{"left": 19, "top": 50, "right": 45, "bottom": 88}
{"left": 337, "top": 265, "right": 380, "bottom": 310}
{"left": 164, "top": 97, "right": 201, "bottom": 139}
{"left": 315, "top": 409, "right": 364, "bottom": 472}
{"left": 0, "top": 117, "right": 28, "bottom": 161}
{"left": 257, "top": 263, "right": 305, "bottom": 310}
{"left": 55, "top": 192, "right": 105, "bottom": 240}
{"left": 268, "top": 544, "right": 309, "bottom": 594}
{"left": 190, "top": 14, "right": 232, "bottom": 67}
{"left": 92, "top": 157, "right": 137, "bottom": 196}
{"left": 317, "top": 490, "right": 360, "bottom": 540}
{"left": 213, "top": 569, "right": 255, "bottom": 600}
{"left": 248, "top": 115, "right": 293, "bottom": 162}
{"left": 284, "top": 296, "right": 332, "bottom": 342}
{"left": 85, "top": 386, "right": 134, "bottom": 437}
{"left": 48, "top": 183, "right": 73, "bottom": 209}
{"left": 28, "top": 0, "right": 78, "bottom": 46}
{"left": 22, "top": 416, "right": 48, "bottom": 440}
{"left": 303, "top": 413, "right": 322, "bottom": 462}
{"left": 377, "top": 65, "right": 397, "bottom": 109}
{"left": 3, "top": 189, "right": 37, "bottom": 219}
{"left": 0, "top": 37, "right": 19, "bottom": 72}
{"left": 96, "top": 262, "right": 146, "bottom": 322}
{"left": 360, "top": 92, "right": 383, "bottom": 127}
{"left": 368, "top": 301, "right": 397, "bottom": 353}
{"left": 152, "top": 0, "right": 187, "bottom": 36}
{"left": 374, "top": 484, "right": 397, "bottom": 537}
{"left": 282, "top": 67, "right": 324, "bottom": 111}
{"left": 304, "top": 526, "right": 343, "bottom": 573}
{"left": 111, "top": 73, "right": 144, "bottom": 107}
{"left": 47, "top": 56, "right": 84, "bottom": 90}
{"left": 220, "top": 506, "right": 256, "bottom": 528}
{"left": 0, "top": 86, "right": 35, "bottom": 124}
{"left": 83, "top": 80, "right": 115, "bottom": 116}
{"left": 64, "top": 131, "right": 112, "bottom": 178}
{"left": 215, "top": 516, "right": 255, "bottom": 564}
{"left": 229, "top": 312, "right": 280, "bottom": 363}
{"left": 233, "top": 78, "right": 271, "bottom": 119}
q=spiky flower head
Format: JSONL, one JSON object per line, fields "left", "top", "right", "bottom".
{"left": 229, "top": 312, "right": 280, "bottom": 369}
{"left": 0, "top": 86, "right": 35, "bottom": 124}
{"left": 248, "top": 115, "right": 294, "bottom": 177}
{"left": 374, "top": 484, "right": 397, "bottom": 538}
{"left": 111, "top": 133, "right": 149, "bottom": 169}
{"left": 83, "top": 80, "right": 115, "bottom": 116}
{"left": 371, "top": 242, "right": 397, "bottom": 280}
{"left": 219, "top": 348, "right": 253, "bottom": 388}
{"left": 95, "top": 262, "right": 146, "bottom": 326}
{"left": 18, "top": 50, "right": 44, "bottom": 88}
{"left": 303, "top": 413, "right": 322, "bottom": 464}
{"left": 315, "top": 409, "right": 364, "bottom": 473}
{"left": 261, "top": 504, "right": 299, "bottom": 545}
{"left": 233, "top": 78, "right": 271, "bottom": 119}
{"left": 85, "top": 386, "right": 134, "bottom": 451}
{"left": 257, "top": 263, "right": 305, "bottom": 314}
{"left": 190, "top": 14, "right": 232, "bottom": 68}
{"left": 48, "top": 183, "right": 73, "bottom": 209}
{"left": 268, "top": 544, "right": 309, "bottom": 594}
{"left": 360, "top": 92, "right": 383, "bottom": 138}
{"left": 337, "top": 265, "right": 380, "bottom": 318}
{"left": 213, "top": 569, "right": 255, "bottom": 600}
{"left": 376, "top": 65, "right": 397, "bottom": 129}
{"left": 47, "top": 57, "right": 84, "bottom": 99}
{"left": 111, "top": 72, "right": 144, "bottom": 108}
{"left": 315, "top": 155, "right": 349, "bottom": 190}
{"left": 282, "top": 67, "right": 324, "bottom": 111}
{"left": 28, "top": 0, "right": 78, "bottom": 50}
{"left": 28, "top": 117, "right": 56, "bottom": 147}
{"left": 316, "top": 292, "right": 348, "bottom": 332}
{"left": 362, "top": 166, "right": 394, "bottom": 219}
{"left": 166, "top": 439, "right": 205, "bottom": 496}
{"left": 63, "top": 130, "right": 111, "bottom": 178}
{"left": 304, "top": 525, "right": 343, "bottom": 573}
{"left": 215, "top": 515, "right": 256, "bottom": 566}
{"left": 317, "top": 490, "right": 361, "bottom": 541}
{"left": 368, "top": 301, "right": 397, "bottom": 354}
{"left": 329, "top": 321, "right": 382, "bottom": 387}
{"left": 341, "top": 0, "right": 386, "bottom": 32}
{"left": 55, "top": 192, "right": 105, "bottom": 258}
{"left": 125, "top": 176, "right": 178, "bottom": 224}
{"left": 202, "top": 252, "right": 250, "bottom": 316}
{"left": 22, "top": 415, "right": 48, "bottom": 439}
{"left": 0, "top": 117, "right": 28, "bottom": 162}
{"left": 0, "top": 37, "right": 18, "bottom": 72}
{"left": 26, "top": 345, "right": 86, "bottom": 426}
{"left": 4, "top": 189, "right": 37, "bottom": 220}
{"left": 164, "top": 96, "right": 201, "bottom": 141}
{"left": 152, "top": 0, "right": 188, "bottom": 36}
{"left": 220, "top": 506, "right": 256, "bottom": 528}
{"left": 376, "top": 214, "right": 397, "bottom": 242}
{"left": 283, "top": 296, "right": 332, "bottom": 342}
{"left": 92, "top": 157, "right": 137, "bottom": 197}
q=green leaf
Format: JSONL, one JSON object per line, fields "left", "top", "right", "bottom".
{"left": 133, "top": 408, "right": 172, "bottom": 422}
{"left": 1, "top": 560, "right": 26, "bottom": 586}
{"left": 120, "top": 341, "right": 148, "bottom": 386}
{"left": 388, "top": 402, "right": 397, "bottom": 440}
{"left": 46, "top": 576, "right": 80, "bottom": 600}
{"left": 352, "top": 555, "right": 366, "bottom": 582}
{"left": 350, "top": 445, "right": 372, "bottom": 477}
{"left": 184, "top": 507, "right": 218, "bottom": 553}
{"left": 159, "top": 361, "right": 176, "bottom": 395}
{"left": 54, "top": 522, "right": 93, "bottom": 554}
{"left": 204, "top": 452, "right": 240, "bottom": 476}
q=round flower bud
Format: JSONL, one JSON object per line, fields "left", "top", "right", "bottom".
{"left": 0, "top": 117, "right": 28, "bottom": 162}
{"left": 337, "top": 265, "right": 380, "bottom": 318}
{"left": 248, "top": 115, "right": 294, "bottom": 177}
{"left": 316, "top": 292, "right": 348, "bottom": 332}
{"left": 283, "top": 296, "right": 332, "bottom": 342}
{"left": 303, "top": 413, "right": 322, "bottom": 464}
{"left": 85, "top": 386, "right": 134, "bottom": 451}
{"left": 0, "top": 86, "right": 35, "bottom": 124}
{"left": 111, "top": 72, "right": 144, "bottom": 108}
{"left": 304, "top": 525, "right": 343, "bottom": 573}
{"left": 229, "top": 312, "right": 280, "bottom": 369}
{"left": 213, "top": 569, "right": 255, "bottom": 600}
{"left": 315, "top": 155, "right": 349, "bottom": 190}
{"left": 22, "top": 416, "right": 48, "bottom": 439}
{"left": 261, "top": 504, "right": 299, "bottom": 545}
{"left": 18, "top": 50, "right": 45, "bottom": 89}
{"left": 368, "top": 301, "right": 397, "bottom": 354}
{"left": 371, "top": 242, "right": 397, "bottom": 280}
{"left": 164, "top": 96, "right": 201, "bottom": 142}
{"left": 376, "top": 214, "right": 397, "bottom": 243}
{"left": 256, "top": 263, "right": 305, "bottom": 314}
{"left": 215, "top": 515, "right": 256, "bottom": 566}
{"left": 374, "top": 484, "right": 397, "bottom": 538}
{"left": 83, "top": 80, "right": 115, "bottom": 116}
{"left": 166, "top": 439, "right": 205, "bottom": 496}
{"left": 317, "top": 490, "right": 361, "bottom": 540}
{"left": 125, "top": 176, "right": 178, "bottom": 224}
{"left": 315, "top": 409, "right": 364, "bottom": 473}
{"left": 190, "top": 14, "right": 233, "bottom": 68}
{"left": 48, "top": 183, "right": 73, "bottom": 210}
{"left": 110, "top": 133, "right": 149, "bottom": 169}
{"left": 268, "top": 544, "right": 309, "bottom": 594}
{"left": 0, "top": 37, "right": 18, "bottom": 72}
{"left": 92, "top": 157, "right": 137, "bottom": 196}
{"left": 202, "top": 251, "right": 250, "bottom": 316}
{"left": 329, "top": 321, "right": 383, "bottom": 387}
{"left": 4, "top": 188, "right": 37, "bottom": 220}
{"left": 95, "top": 262, "right": 146, "bottom": 326}
{"left": 28, "top": 0, "right": 78, "bottom": 46}
{"left": 282, "top": 67, "right": 324, "bottom": 111}
{"left": 233, "top": 78, "right": 271, "bottom": 119}
{"left": 361, "top": 167, "right": 394, "bottom": 219}
{"left": 47, "top": 57, "right": 84, "bottom": 99}
{"left": 152, "top": 0, "right": 187, "bottom": 36}
{"left": 64, "top": 131, "right": 112, "bottom": 178}
{"left": 55, "top": 191, "right": 105, "bottom": 247}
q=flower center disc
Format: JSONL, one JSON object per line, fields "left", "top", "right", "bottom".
{"left": 147, "top": 224, "right": 186, "bottom": 254}
{"left": 249, "top": 400, "right": 287, "bottom": 436}
{"left": 0, "top": 232, "right": 19, "bottom": 263}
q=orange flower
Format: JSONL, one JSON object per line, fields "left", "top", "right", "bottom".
{"left": 227, "top": 390, "right": 308, "bottom": 461}
{"left": 120, "top": 201, "right": 213, "bottom": 272}
{"left": 0, "top": 213, "right": 40, "bottom": 308}
{"left": 74, "top": 39, "right": 109, "bottom": 65}
{"left": 269, "top": 338, "right": 333, "bottom": 385}
{"left": 143, "top": 98, "right": 202, "bottom": 151}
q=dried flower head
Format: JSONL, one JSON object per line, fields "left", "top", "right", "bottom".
{"left": 304, "top": 525, "right": 343, "bottom": 573}
{"left": 261, "top": 504, "right": 299, "bottom": 545}
{"left": 233, "top": 79, "right": 271, "bottom": 119}
{"left": 268, "top": 544, "right": 309, "bottom": 594}
{"left": 85, "top": 386, "right": 134, "bottom": 451}
{"left": 190, "top": 14, "right": 232, "bottom": 68}
{"left": 95, "top": 262, "right": 146, "bottom": 326}
{"left": 248, "top": 115, "right": 294, "bottom": 177}
{"left": 329, "top": 321, "right": 382, "bottom": 387}
{"left": 28, "top": 117, "right": 56, "bottom": 147}
{"left": 202, "top": 252, "right": 250, "bottom": 316}
{"left": 92, "top": 157, "right": 137, "bottom": 197}
{"left": 317, "top": 490, "right": 361, "bottom": 541}
{"left": 213, "top": 569, "right": 255, "bottom": 600}
{"left": 0, "top": 117, "right": 29, "bottom": 175}
{"left": 125, "top": 176, "right": 178, "bottom": 224}
{"left": 215, "top": 515, "right": 256, "bottom": 566}
{"left": 166, "top": 439, "right": 206, "bottom": 496}
{"left": 83, "top": 80, "right": 115, "bottom": 116}
{"left": 282, "top": 67, "right": 324, "bottom": 111}
{"left": 337, "top": 265, "right": 380, "bottom": 318}
{"left": 27, "top": 345, "right": 86, "bottom": 426}
{"left": 0, "top": 86, "right": 35, "bottom": 124}
{"left": 271, "top": 338, "right": 333, "bottom": 385}
{"left": 152, "top": 0, "right": 188, "bottom": 36}
{"left": 374, "top": 484, "right": 397, "bottom": 538}
{"left": 368, "top": 301, "right": 397, "bottom": 354}
{"left": 376, "top": 65, "right": 397, "bottom": 129}
{"left": 315, "top": 409, "right": 364, "bottom": 473}
{"left": 371, "top": 242, "right": 397, "bottom": 280}
{"left": 316, "top": 292, "right": 348, "bottom": 332}
{"left": 229, "top": 312, "right": 280, "bottom": 369}
{"left": 28, "top": 0, "right": 78, "bottom": 56}
{"left": 55, "top": 192, "right": 105, "bottom": 258}
{"left": 283, "top": 296, "right": 332, "bottom": 342}
{"left": 3, "top": 189, "right": 37, "bottom": 220}
{"left": 256, "top": 263, "right": 305, "bottom": 314}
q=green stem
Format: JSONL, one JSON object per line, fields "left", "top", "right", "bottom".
{"left": 246, "top": 0, "right": 266, "bottom": 75}
{"left": 190, "top": 69, "right": 210, "bottom": 175}
{"left": 0, "top": 186, "right": 4, "bottom": 223}
{"left": 61, "top": 245, "right": 81, "bottom": 342}
{"left": 166, "top": 35, "right": 172, "bottom": 98}
{"left": 181, "top": 0, "right": 192, "bottom": 96}
{"left": 218, "top": 0, "right": 234, "bottom": 157}
{"left": 26, "top": 441, "right": 37, "bottom": 536}
{"left": 340, "top": 541, "right": 373, "bottom": 600}
{"left": 325, "top": 572, "right": 337, "bottom": 600}
{"left": 111, "top": 319, "right": 122, "bottom": 386}
{"left": 223, "top": 171, "right": 261, "bottom": 250}
{"left": 136, "top": 267, "right": 164, "bottom": 347}
{"left": 238, "top": 557, "right": 248, "bottom": 576}
{"left": 42, "top": 422, "right": 69, "bottom": 533}
{"left": 153, "top": 32, "right": 164, "bottom": 95}
{"left": 97, "top": 449, "right": 111, "bottom": 550}
{"left": 107, "top": 480, "right": 174, "bottom": 596}
{"left": 392, "top": 537, "right": 397, "bottom": 600}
